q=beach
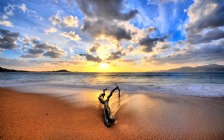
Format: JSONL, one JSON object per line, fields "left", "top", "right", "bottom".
{"left": 1, "top": 88, "right": 224, "bottom": 139}
{"left": 1, "top": 0, "right": 223, "bottom": 139}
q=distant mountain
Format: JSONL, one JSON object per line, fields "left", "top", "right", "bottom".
{"left": 165, "top": 64, "right": 224, "bottom": 72}
{"left": 0, "top": 67, "right": 28, "bottom": 72}
{"left": 0, "top": 67, "right": 70, "bottom": 72}
{"left": 51, "top": 69, "right": 70, "bottom": 72}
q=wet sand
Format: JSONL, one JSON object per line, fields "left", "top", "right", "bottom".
{"left": 0, "top": 88, "right": 224, "bottom": 139}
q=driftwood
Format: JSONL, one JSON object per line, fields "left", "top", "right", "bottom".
{"left": 98, "top": 83, "right": 120, "bottom": 127}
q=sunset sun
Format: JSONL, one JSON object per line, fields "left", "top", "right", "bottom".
{"left": 99, "top": 62, "right": 109, "bottom": 69}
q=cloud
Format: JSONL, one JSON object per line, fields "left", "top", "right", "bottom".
{"left": 28, "top": 48, "right": 44, "bottom": 55}
{"left": 120, "top": 23, "right": 158, "bottom": 44}
{"left": 76, "top": 0, "right": 166, "bottom": 56}
{"left": 49, "top": 14, "right": 79, "bottom": 28}
{"left": 35, "top": 42, "right": 66, "bottom": 58}
{"left": 147, "top": 39, "right": 224, "bottom": 64}
{"left": 159, "top": 42, "right": 171, "bottom": 50}
{"left": 151, "top": 42, "right": 172, "bottom": 55}
{"left": 82, "top": 19, "right": 131, "bottom": 41}
{"left": 89, "top": 42, "right": 100, "bottom": 52}
{"left": 139, "top": 36, "right": 167, "bottom": 52}
{"left": 79, "top": 54, "right": 102, "bottom": 63}
{"left": 76, "top": 0, "right": 138, "bottom": 21}
{"left": 21, "top": 48, "right": 44, "bottom": 58}
{"left": 127, "top": 45, "right": 134, "bottom": 52}
{"left": 0, "top": 28, "right": 19, "bottom": 50}
{"left": 119, "top": 58, "right": 136, "bottom": 64}
{"left": 69, "top": 47, "right": 74, "bottom": 53}
{"left": 63, "top": 16, "right": 79, "bottom": 28}
{"left": 21, "top": 35, "right": 40, "bottom": 46}
{"left": 186, "top": 0, "right": 224, "bottom": 34}
{"left": 0, "top": 57, "right": 80, "bottom": 70}
{"left": 114, "top": 22, "right": 166, "bottom": 53}
{"left": 3, "top": 4, "right": 15, "bottom": 19}
{"left": 19, "top": 4, "right": 27, "bottom": 12}
{"left": 49, "top": 14, "right": 61, "bottom": 25}
{"left": 0, "top": 20, "right": 13, "bottom": 27}
{"left": 187, "top": 28, "right": 224, "bottom": 44}
{"left": 1, "top": 3, "right": 42, "bottom": 22}
{"left": 184, "top": 0, "right": 224, "bottom": 66}
{"left": 0, "top": 57, "right": 30, "bottom": 68}
{"left": 43, "top": 51, "right": 62, "bottom": 58}
{"left": 147, "top": 0, "right": 181, "bottom": 4}
{"left": 21, "top": 54, "right": 40, "bottom": 58}
{"left": 107, "top": 50, "right": 126, "bottom": 61}
{"left": 45, "top": 27, "right": 57, "bottom": 34}
{"left": 60, "top": 31, "right": 81, "bottom": 41}
{"left": 77, "top": 0, "right": 138, "bottom": 43}
{"left": 20, "top": 35, "right": 66, "bottom": 58}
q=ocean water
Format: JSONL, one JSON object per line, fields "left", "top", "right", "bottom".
{"left": 0, "top": 72, "right": 224, "bottom": 97}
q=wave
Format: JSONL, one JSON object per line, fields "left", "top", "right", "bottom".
{"left": 0, "top": 72, "right": 224, "bottom": 97}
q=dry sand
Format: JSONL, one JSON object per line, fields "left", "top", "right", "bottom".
{"left": 0, "top": 88, "right": 224, "bottom": 139}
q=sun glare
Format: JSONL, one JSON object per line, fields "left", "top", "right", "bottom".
{"left": 99, "top": 63, "right": 109, "bottom": 69}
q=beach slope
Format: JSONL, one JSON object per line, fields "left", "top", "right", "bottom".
{"left": 0, "top": 88, "right": 224, "bottom": 139}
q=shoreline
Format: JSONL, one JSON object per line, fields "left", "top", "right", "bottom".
{"left": 1, "top": 88, "right": 224, "bottom": 139}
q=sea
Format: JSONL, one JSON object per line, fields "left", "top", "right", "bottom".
{"left": 0, "top": 72, "right": 224, "bottom": 97}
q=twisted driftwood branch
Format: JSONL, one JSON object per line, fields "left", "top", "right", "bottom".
{"left": 98, "top": 83, "right": 120, "bottom": 127}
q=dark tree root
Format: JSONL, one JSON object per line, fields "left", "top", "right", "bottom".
{"left": 98, "top": 83, "right": 120, "bottom": 127}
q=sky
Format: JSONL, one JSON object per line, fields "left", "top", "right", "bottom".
{"left": 0, "top": 0, "right": 224, "bottom": 72}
